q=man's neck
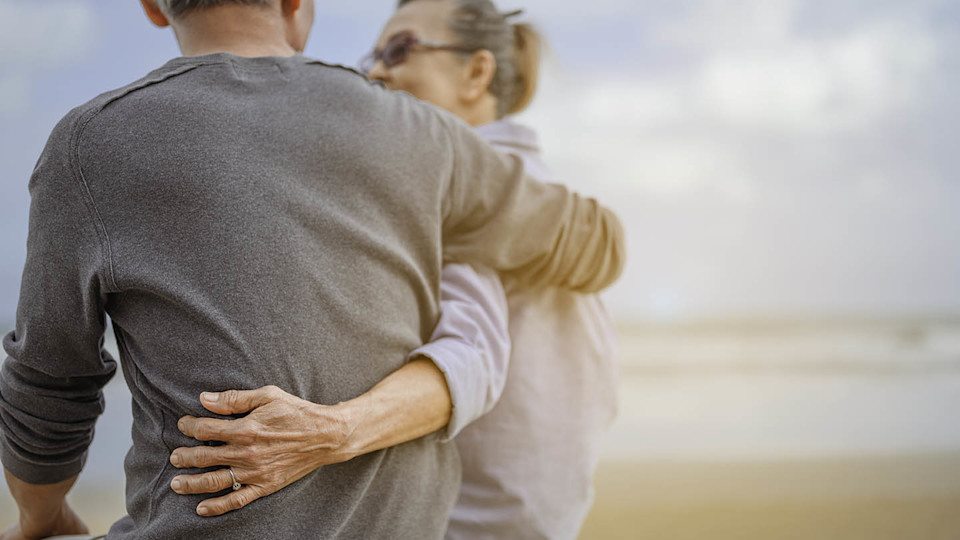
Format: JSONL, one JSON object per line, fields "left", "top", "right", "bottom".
{"left": 172, "top": 5, "right": 298, "bottom": 58}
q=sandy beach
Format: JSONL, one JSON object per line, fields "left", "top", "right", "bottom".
{"left": 580, "top": 453, "right": 960, "bottom": 539}
{"left": 3, "top": 321, "right": 959, "bottom": 538}
{"left": 3, "top": 453, "right": 959, "bottom": 539}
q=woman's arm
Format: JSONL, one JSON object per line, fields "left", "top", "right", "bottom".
{"left": 167, "top": 264, "right": 511, "bottom": 517}
{"left": 406, "top": 263, "right": 510, "bottom": 441}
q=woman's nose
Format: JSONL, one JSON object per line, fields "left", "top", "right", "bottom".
{"left": 367, "top": 61, "right": 389, "bottom": 83}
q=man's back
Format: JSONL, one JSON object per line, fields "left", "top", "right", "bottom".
{"left": 22, "top": 53, "right": 460, "bottom": 539}
{"left": 89, "top": 53, "right": 464, "bottom": 539}
{"left": 1, "top": 52, "right": 623, "bottom": 539}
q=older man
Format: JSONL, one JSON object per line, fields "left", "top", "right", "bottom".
{"left": 0, "top": 0, "right": 624, "bottom": 539}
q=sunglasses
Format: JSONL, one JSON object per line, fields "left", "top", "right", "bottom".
{"left": 360, "top": 31, "right": 478, "bottom": 74}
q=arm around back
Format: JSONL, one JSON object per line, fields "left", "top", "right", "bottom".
{"left": 408, "top": 263, "right": 510, "bottom": 441}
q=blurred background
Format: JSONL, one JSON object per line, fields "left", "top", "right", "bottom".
{"left": 1, "top": 0, "right": 959, "bottom": 538}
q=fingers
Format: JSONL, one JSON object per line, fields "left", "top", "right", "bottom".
{"left": 177, "top": 416, "right": 240, "bottom": 442}
{"left": 170, "top": 468, "right": 235, "bottom": 495}
{"left": 170, "top": 443, "right": 241, "bottom": 469}
{"left": 170, "top": 469, "right": 270, "bottom": 517}
{"left": 196, "top": 485, "right": 266, "bottom": 517}
{"left": 200, "top": 385, "right": 285, "bottom": 415}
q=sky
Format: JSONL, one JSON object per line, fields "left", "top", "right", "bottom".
{"left": 0, "top": 0, "right": 959, "bottom": 322}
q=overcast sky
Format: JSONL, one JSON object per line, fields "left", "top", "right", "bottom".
{"left": 1, "top": 0, "right": 958, "bottom": 322}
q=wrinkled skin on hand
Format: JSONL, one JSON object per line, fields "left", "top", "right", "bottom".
{"left": 168, "top": 385, "right": 356, "bottom": 517}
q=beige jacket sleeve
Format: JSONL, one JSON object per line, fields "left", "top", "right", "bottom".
{"left": 439, "top": 115, "right": 625, "bottom": 293}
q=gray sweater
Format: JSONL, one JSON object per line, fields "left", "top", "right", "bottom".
{"left": 0, "top": 53, "right": 624, "bottom": 540}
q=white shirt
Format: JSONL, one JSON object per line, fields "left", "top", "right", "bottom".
{"left": 411, "top": 120, "right": 620, "bottom": 540}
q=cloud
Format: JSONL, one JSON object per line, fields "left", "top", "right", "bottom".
{"left": 0, "top": 0, "right": 954, "bottom": 320}
{"left": 520, "top": 0, "right": 948, "bottom": 195}
{"left": 693, "top": 21, "right": 938, "bottom": 133}
{"left": 509, "top": 0, "right": 959, "bottom": 318}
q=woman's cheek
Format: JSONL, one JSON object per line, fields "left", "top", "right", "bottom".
{"left": 391, "top": 68, "right": 425, "bottom": 97}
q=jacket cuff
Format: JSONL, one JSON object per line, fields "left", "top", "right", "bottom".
{"left": 410, "top": 337, "right": 489, "bottom": 442}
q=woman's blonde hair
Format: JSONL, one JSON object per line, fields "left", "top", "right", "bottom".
{"left": 398, "top": 0, "right": 542, "bottom": 118}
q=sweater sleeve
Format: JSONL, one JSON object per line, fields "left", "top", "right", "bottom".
{"left": 0, "top": 111, "right": 118, "bottom": 485}
{"left": 408, "top": 264, "right": 510, "bottom": 441}
{"left": 439, "top": 115, "right": 625, "bottom": 294}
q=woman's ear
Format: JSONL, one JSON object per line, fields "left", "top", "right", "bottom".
{"left": 459, "top": 49, "right": 497, "bottom": 103}
{"left": 140, "top": 0, "right": 171, "bottom": 28}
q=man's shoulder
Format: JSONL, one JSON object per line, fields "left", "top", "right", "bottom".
{"left": 36, "top": 62, "right": 193, "bottom": 170}
{"left": 49, "top": 61, "right": 206, "bottom": 149}
{"left": 299, "top": 56, "right": 370, "bottom": 82}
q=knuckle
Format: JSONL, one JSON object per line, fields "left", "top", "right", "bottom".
{"left": 178, "top": 450, "right": 195, "bottom": 467}
{"left": 237, "top": 420, "right": 259, "bottom": 441}
{"left": 230, "top": 445, "right": 251, "bottom": 462}
{"left": 251, "top": 426, "right": 269, "bottom": 444}
{"left": 194, "top": 424, "right": 210, "bottom": 440}
{"left": 223, "top": 389, "right": 241, "bottom": 406}
{"left": 231, "top": 432, "right": 251, "bottom": 446}
{"left": 194, "top": 447, "right": 212, "bottom": 465}
{"left": 243, "top": 447, "right": 265, "bottom": 467}
{"left": 201, "top": 474, "right": 218, "bottom": 491}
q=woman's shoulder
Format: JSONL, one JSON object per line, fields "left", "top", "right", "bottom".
{"left": 474, "top": 119, "right": 550, "bottom": 181}
{"left": 475, "top": 120, "right": 540, "bottom": 153}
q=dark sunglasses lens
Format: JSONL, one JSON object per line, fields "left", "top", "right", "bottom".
{"left": 383, "top": 37, "right": 413, "bottom": 68}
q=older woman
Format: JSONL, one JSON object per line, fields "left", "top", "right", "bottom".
{"left": 365, "top": 1, "right": 620, "bottom": 538}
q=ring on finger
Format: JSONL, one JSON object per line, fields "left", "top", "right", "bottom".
{"left": 227, "top": 467, "right": 242, "bottom": 491}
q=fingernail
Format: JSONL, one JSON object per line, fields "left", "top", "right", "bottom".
{"left": 202, "top": 392, "right": 220, "bottom": 403}
{"left": 171, "top": 478, "right": 182, "bottom": 491}
{"left": 171, "top": 453, "right": 181, "bottom": 467}
{"left": 198, "top": 506, "right": 209, "bottom": 516}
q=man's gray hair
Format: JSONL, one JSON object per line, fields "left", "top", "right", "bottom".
{"left": 156, "top": 0, "right": 273, "bottom": 18}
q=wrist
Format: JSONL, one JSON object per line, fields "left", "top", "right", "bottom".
{"left": 309, "top": 399, "right": 365, "bottom": 464}
{"left": 5, "top": 471, "right": 85, "bottom": 539}
{"left": 20, "top": 500, "right": 87, "bottom": 540}
{"left": 20, "top": 500, "right": 66, "bottom": 536}
{"left": 326, "top": 396, "right": 371, "bottom": 461}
